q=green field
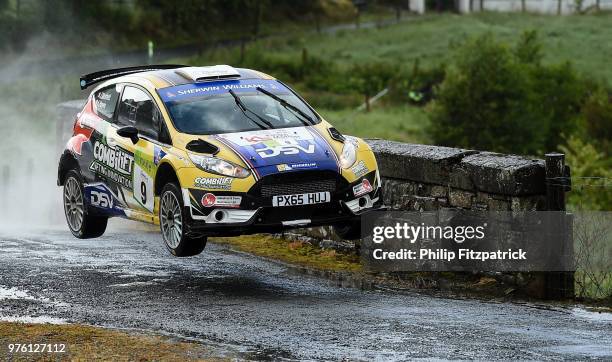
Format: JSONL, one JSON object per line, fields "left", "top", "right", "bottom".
{"left": 187, "top": 12, "right": 612, "bottom": 145}
{"left": 253, "top": 12, "right": 612, "bottom": 84}
{"left": 318, "top": 105, "right": 430, "bottom": 143}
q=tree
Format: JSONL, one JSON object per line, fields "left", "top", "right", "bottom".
{"left": 428, "top": 34, "right": 543, "bottom": 154}
{"left": 429, "top": 32, "right": 588, "bottom": 155}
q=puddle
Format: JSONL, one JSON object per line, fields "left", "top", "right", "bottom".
{"left": 572, "top": 308, "right": 612, "bottom": 323}
{"left": 0, "top": 315, "right": 67, "bottom": 324}
{"left": 539, "top": 344, "right": 612, "bottom": 358}
{"left": 0, "top": 286, "right": 50, "bottom": 302}
{"left": 109, "top": 281, "right": 158, "bottom": 288}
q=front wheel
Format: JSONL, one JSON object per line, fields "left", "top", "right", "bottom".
{"left": 159, "top": 182, "right": 207, "bottom": 257}
{"left": 63, "top": 170, "right": 108, "bottom": 239}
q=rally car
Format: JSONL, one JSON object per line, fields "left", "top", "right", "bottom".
{"left": 58, "top": 64, "right": 383, "bottom": 256}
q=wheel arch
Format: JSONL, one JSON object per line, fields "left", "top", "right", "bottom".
{"left": 154, "top": 161, "right": 180, "bottom": 196}
{"left": 57, "top": 151, "right": 79, "bottom": 186}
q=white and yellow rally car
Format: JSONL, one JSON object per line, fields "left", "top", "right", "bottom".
{"left": 57, "top": 65, "right": 382, "bottom": 256}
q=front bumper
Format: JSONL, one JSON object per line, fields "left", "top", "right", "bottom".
{"left": 182, "top": 171, "right": 383, "bottom": 236}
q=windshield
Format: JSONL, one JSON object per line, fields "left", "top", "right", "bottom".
{"left": 158, "top": 79, "right": 319, "bottom": 135}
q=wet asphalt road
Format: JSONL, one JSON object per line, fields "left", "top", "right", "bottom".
{"left": 0, "top": 223, "right": 611, "bottom": 361}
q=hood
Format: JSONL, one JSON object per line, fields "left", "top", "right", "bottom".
{"left": 213, "top": 127, "right": 340, "bottom": 178}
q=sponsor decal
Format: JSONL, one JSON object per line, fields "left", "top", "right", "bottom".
{"left": 201, "top": 193, "right": 242, "bottom": 208}
{"left": 96, "top": 91, "right": 112, "bottom": 101}
{"left": 221, "top": 128, "right": 306, "bottom": 147}
{"left": 159, "top": 79, "right": 289, "bottom": 103}
{"left": 255, "top": 138, "right": 315, "bottom": 159}
{"left": 353, "top": 179, "right": 373, "bottom": 197}
{"left": 350, "top": 160, "right": 369, "bottom": 178}
{"left": 218, "top": 128, "right": 321, "bottom": 163}
{"left": 215, "top": 126, "right": 339, "bottom": 178}
{"left": 201, "top": 193, "right": 216, "bottom": 207}
{"left": 90, "top": 190, "right": 113, "bottom": 208}
{"left": 276, "top": 162, "right": 317, "bottom": 172}
{"left": 84, "top": 183, "right": 125, "bottom": 216}
{"left": 135, "top": 150, "right": 155, "bottom": 176}
{"left": 93, "top": 141, "right": 133, "bottom": 175}
{"left": 90, "top": 141, "right": 134, "bottom": 189}
{"left": 153, "top": 146, "right": 167, "bottom": 165}
{"left": 194, "top": 177, "right": 233, "bottom": 190}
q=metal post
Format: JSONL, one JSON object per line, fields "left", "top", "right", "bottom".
{"left": 545, "top": 153, "right": 574, "bottom": 299}
{"left": 545, "top": 153, "right": 565, "bottom": 212}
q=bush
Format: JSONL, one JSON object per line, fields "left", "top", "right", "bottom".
{"left": 530, "top": 62, "right": 587, "bottom": 152}
{"left": 582, "top": 87, "right": 612, "bottom": 156}
{"left": 559, "top": 136, "right": 612, "bottom": 211}
{"left": 428, "top": 32, "right": 588, "bottom": 155}
{"left": 428, "top": 33, "right": 543, "bottom": 154}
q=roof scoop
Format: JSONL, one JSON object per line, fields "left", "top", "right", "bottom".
{"left": 176, "top": 65, "right": 240, "bottom": 82}
{"left": 186, "top": 139, "right": 220, "bottom": 154}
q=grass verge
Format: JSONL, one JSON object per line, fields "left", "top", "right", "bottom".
{"left": 212, "top": 235, "right": 611, "bottom": 304}
{"left": 212, "top": 235, "right": 510, "bottom": 297}
{"left": 213, "top": 234, "right": 361, "bottom": 273}
{"left": 318, "top": 104, "right": 430, "bottom": 144}
{"left": 0, "top": 322, "right": 217, "bottom": 361}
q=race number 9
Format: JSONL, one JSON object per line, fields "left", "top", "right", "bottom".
{"left": 141, "top": 181, "right": 147, "bottom": 204}
{"left": 134, "top": 164, "right": 154, "bottom": 212}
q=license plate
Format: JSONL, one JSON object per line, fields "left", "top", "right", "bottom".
{"left": 272, "top": 192, "right": 330, "bottom": 207}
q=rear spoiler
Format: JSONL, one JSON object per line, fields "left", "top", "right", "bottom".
{"left": 79, "top": 64, "right": 188, "bottom": 90}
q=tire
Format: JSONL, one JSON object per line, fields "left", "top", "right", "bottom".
{"left": 63, "top": 170, "right": 108, "bottom": 239}
{"left": 333, "top": 219, "right": 362, "bottom": 240}
{"left": 159, "top": 182, "right": 207, "bottom": 257}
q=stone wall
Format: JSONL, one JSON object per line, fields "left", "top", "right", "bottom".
{"left": 371, "top": 139, "right": 547, "bottom": 211}
{"left": 304, "top": 139, "right": 550, "bottom": 241}
{"left": 300, "top": 139, "right": 574, "bottom": 299}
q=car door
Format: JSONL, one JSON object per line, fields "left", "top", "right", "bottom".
{"left": 115, "top": 84, "right": 171, "bottom": 218}
{"left": 107, "top": 85, "right": 153, "bottom": 218}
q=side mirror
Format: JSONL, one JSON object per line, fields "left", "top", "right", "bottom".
{"left": 117, "top": 126, "right": 139, "bottom": 144}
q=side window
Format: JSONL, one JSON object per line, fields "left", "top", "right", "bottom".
{"left": 117, "top": 86, "right": 161, "bottom": 140}
{"left": 93, "top": 85, "right": 120, "bottom": 122}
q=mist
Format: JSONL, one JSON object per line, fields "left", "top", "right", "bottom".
{"left": 0, "top": 39, "right": 71, "bottom": 230}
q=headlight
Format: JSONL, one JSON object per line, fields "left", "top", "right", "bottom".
{"left": 339, "top": 140, "right": 357, "bottom": 169}
{"left": 188, "top": 153, "right": 250, "bottom": 178}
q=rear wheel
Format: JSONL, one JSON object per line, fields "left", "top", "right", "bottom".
{"left": 63, "top": 170, "right": 108, "bottom": 239}
{"left": 159, "top": 182, "right": 207, "bottom": 257}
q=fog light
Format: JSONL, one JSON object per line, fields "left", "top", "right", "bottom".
{"left": 214, "top": 210, "right": 225, "bottom": 221}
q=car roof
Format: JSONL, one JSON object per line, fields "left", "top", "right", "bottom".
{"left": 106, "top": 66, "right": 275, "bottom": 91}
